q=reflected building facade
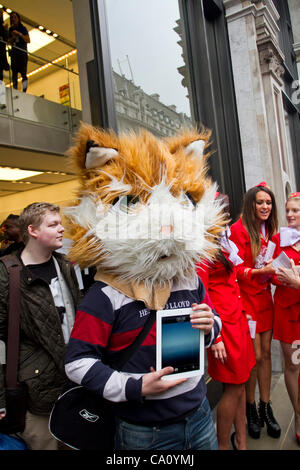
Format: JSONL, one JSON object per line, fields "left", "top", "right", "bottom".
{"left": 113, "top": 70, "right": 192, "bottom": 137}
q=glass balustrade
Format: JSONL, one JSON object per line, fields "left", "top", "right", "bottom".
{"left": 0, "top": 39, "right": 82, "bottom": 132}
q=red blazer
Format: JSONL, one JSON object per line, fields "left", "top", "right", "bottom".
{"left": 272, "top": 232, "right": 300, "bottom": 308}
{"left": 229, "top": 218, "right": 270, "bottom": 296}
{"left": 196, "top": 252, "right": 243, "bottom": 324}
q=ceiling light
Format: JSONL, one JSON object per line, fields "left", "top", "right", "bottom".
{"left": 0, "top": 167, "right": 43, "bottom": 181}
{"left": 27, "top": 28, "right": 55, "bottom": 54}
{"left": 6, "top": 8, "right": 11, "bottom": 13}
{"left": 53, "top": 33, "right": 58, "bottom": 38}
{"left": 46, "top": 29, "right": 52, "bottom": 34}
{"left": 38, "top": 25, "right": 44, "bottom": 30}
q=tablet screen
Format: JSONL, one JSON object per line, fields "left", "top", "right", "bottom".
{"left": 156, "top": 308, "right": 204, "bottom": 379}
{"left": 161, "top": 314, "right": 200, "bottom": 372}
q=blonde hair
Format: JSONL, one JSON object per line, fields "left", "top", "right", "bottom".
{"left": 19, "top": 202, "right": 60, "bottom": 244}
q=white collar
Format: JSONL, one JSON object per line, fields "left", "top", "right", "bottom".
{"left": 280, "top": 226, "right": 300, "bottom": 247}
{"left": 221, "top": 228, "right": 243, "bottom": 266}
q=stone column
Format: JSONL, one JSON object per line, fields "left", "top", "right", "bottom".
{"left": 223, "top": 0, "right": 273, "bottom": 190}
{"left": 224, "top": 1, "right": 287, "bottom": 372}
{"left": 224, "top": 0, "right": 292, "bottom": 225}
{"left": 256, "top": 2, "right": 288, "bottom": 226}
{"left": 288, "top": 0, "right": 300, "bottom": 80}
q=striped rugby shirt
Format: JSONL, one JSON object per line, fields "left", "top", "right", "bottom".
{"left": 65, "top": 275, "right": 221, "bottom": 425}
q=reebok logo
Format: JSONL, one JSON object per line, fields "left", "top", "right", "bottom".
{"left": 79, "top": 409, "right": 100, "bottom": 423}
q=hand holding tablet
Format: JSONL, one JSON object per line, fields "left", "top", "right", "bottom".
{"left": 141, "top": 367, "right": 187, "bottom": 396}
{"left": 190, "top": 303, "right": 215, "bottom": 334}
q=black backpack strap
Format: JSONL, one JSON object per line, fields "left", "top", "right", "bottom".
{"left": 0, "top": 255, "right": 22, "bottom": 388}
{"left": 110, "top": 310, "right": 156, "bottom": 371}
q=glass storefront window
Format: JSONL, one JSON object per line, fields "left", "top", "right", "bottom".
{"left": 105, "top": 0, "right": 194, "bottom": 136}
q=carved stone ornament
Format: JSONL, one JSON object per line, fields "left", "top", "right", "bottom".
{"left": 259, "top": 46, "right": 285, "bottom": 79}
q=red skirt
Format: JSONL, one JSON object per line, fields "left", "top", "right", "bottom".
{"left": 273, "top": 302, "right": 300, "bottom": 344}
{"left": 240, "top": 288, "right": 273, "bottom": 334}
{"left": 207, "top": 311, "right": 256, "bottom": 384}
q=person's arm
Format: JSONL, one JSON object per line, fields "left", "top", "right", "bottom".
{"left": 8, "top": 26, "right": 30, "bottom": 44}
{"left": 12, "top": 29, "right": 30, "bottom": 43}
{"left": 196, "top": 261, "right": 226, "bottom": 361}
{"left": 193, "top": 278, "right": 222, "bottom": 348}
{"left": 211, "top": 335, "right": 227, "bottom": 364}
{"left": 248, "top": 260, "right": 276, "bottom": 278}
{"left": 276, "top": 259, "right": 300, "bottom": 290}
{"left": 229, "top": 223, "right": 253, "bottom": 281}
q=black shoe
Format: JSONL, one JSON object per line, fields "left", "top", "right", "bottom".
{"left": 258, "top": 400, "right": 281, "bottom": 438}
{"left": 246, "top": 401, "right": 261, "bottom": 439}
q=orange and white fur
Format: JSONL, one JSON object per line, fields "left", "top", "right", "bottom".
{"left": 64, "top": 124, "right": 226, "bottom": 291}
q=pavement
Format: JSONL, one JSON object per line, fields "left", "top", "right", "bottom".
{"left": 246, "top": 371, "right": 299, "bottom": 450}
{"left": 246, "top": 339, "right": 299, "bottom": 450}
{"left": 211, "top": 339, "right": 299, "bottom": 451}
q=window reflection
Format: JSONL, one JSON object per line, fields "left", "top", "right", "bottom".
{"left": 106, "top": 0, "right": 194, "bottom": 136}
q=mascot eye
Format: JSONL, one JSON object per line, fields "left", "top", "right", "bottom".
{"left": 185, "top": 193, "right": 196, "bottom": 208}
{"left": 112, "top": 195, "right": 139, "bottom": 212}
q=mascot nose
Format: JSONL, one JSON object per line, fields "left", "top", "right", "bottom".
{"left": 160, "top": 225, "right": 173, "bottom": 235}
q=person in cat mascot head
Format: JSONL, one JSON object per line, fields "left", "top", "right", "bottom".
{"left": 64, "top": 123, "right": 225, "bottom": 450}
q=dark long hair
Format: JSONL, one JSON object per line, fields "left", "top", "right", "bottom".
{"left": 241, "top": 185, "right": 278, "bottom": 261}
{"left": 214, "top": 193, "right": 233, "bottom": 273}
{"left": 214, "top": 249, "right": 233, "bottom": 273}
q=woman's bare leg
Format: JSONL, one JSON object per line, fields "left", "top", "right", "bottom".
{"left": 216, "top": 383, "right": 245, "bottom": 450}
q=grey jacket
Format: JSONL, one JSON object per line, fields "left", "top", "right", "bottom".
{"left": 0, "top": 251, "right": 81, "bottom": 415}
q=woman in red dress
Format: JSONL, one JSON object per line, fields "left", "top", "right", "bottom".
{"left": 298, "top": 374, "right": 300, "bottom": 444}
{"left": 229, "top": 183, "right": 280, "bottom": 440}
{"left": 272, "top": 192, "right": 300, "bottom": 444}
{"left": 197, "top": 195, "right": 256, "bottom": 450}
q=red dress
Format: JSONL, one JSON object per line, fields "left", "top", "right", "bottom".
{"left": 197, "top": 253, "right": 256, "bottom": 384}
{"left": 272, "top": 232, "right": 300, "bottom": 344}
{"left": 229, "top": 218, "right": 274, "bottom": 334}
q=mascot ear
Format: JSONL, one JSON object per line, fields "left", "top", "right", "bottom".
{"left": 185, "top": 140, "right": 205, "bottom": 160}
{"left": 85, "top": 140, "right": 118, "bottom": 169}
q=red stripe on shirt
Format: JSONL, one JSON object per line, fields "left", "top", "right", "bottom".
{"left": 71, "top": 310, "right": 112, "bottom": 346}
{"left": 108, "top": 323, "right": 157, "bottom": 351}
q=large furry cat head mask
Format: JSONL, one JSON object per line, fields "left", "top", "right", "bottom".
{"left": 65, "top": 124, "right": 225, "bottom": 287}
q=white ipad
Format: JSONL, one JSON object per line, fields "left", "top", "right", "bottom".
{"left": 156, "top": 308, "right": 204, "bottom": 380}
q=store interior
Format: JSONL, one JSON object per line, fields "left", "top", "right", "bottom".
{"left": 0, "top": 0, "right": 80, "bottom": 221}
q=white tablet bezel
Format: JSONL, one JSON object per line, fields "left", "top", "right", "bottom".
{"left": 156, "top": 308, "right": 204, "bottom": 380}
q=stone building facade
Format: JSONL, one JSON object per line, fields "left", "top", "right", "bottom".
{"left": 224, "top": 0, "right": 300, "bottom": 224}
